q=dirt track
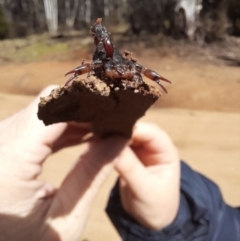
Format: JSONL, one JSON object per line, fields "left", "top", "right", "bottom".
{"left": 0, "top": 52, "right": 239, "bottom": 112}
{"left": 0, "top": 52, "right": 240, "bottom": 240}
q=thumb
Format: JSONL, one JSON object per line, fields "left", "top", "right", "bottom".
{"left": 44, "top": 137, "right": 127, "bottom": 240}
{"left": 114, "top": 146, "right": 151, "bottom": 196}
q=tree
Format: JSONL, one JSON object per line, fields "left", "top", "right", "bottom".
{"left": 65, "top": 0, "right": 81, "bottom": 29}
{"left": 228, "top": 0, "right": 240, "bottom": 36}
{"left": 85, "top": 0, "right": 91, "bottom": 24}
{"left": 0, "top": 0, "right": 14, "bottom": 37}
{"left": 0, "top": 3, "right": 7, "bottom": 39}
{"left": 43, "top": 0, "right": 58, "bottom": 35}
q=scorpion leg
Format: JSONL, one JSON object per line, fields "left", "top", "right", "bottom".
{"left": 64, "top": 62, "right": 103, "bottom": 86}
{"left": 135, "top": 63, "right": 171, "bottom": 93}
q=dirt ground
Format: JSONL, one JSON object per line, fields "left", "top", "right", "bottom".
{"left": 0, "top": 48, "right": 239, "bottom": 112}
{"left": 0, "top": 46, "right": 240, "bottom": 240}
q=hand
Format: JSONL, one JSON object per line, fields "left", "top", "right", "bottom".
{"left": 0, "top": 86, "right": 126, "bottom": 241}
{"left": 114, "top": 122, "right": 180, "bottom": 230}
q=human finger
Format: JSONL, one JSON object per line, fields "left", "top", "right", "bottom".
{"left": 1, "top": 86, "right": 92, "bottom": 166}
{"left": 44, "top": 136, "right": 127, "bottom": 240}
{"left": 51, "top": 122, "right": 91, "bottom": 153}
{"left": 131, "top": 122, "right": 178, "bottom": 166}
{"left": 114, "top": 146, "right": 151, "bottom": 196}
{"left": 131, "top": 122, "right": 173, "bottom": 154}
{"left": 29, "top": 87, "right": 92, "bottom": 152}
{"left": 0, "top": 86, "right": 65, "bottom": 166}
{"left": 22, "top": 85, "right": 74, "bottom": 147}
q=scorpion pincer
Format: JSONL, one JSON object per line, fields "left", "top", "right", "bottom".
{"left": 65, "top": 18, "right": 171, "bottom": 93}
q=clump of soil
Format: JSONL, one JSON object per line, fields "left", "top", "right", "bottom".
{"left": 37, "top": 77, "right": 160, "bottom": 138}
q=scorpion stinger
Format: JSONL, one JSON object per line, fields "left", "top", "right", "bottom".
{"left": 91, "top": 18, "right": 114, "bottom": 58}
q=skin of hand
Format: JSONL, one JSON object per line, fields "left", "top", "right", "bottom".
{"left": 0, "top": 86, "right": 127, "bottom": 241}
{"left": 114, "top": 122, "right": 180, "bottom": 231}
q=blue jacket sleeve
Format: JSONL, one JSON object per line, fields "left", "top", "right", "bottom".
{"left": 106, "top": 161, "right": 240, "bottom": 241}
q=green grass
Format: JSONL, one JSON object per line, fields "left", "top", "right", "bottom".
{"left": 0, "top": 34, "right": 73, "bottom": 62}
{"left": 0, "top": 31, "right": 95, "bottom": 63}
{"left": 21, "top": 41, "right": 69, "bottom": 60}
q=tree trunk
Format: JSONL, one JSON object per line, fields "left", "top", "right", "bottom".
{"left": 104, "top": 0, "right": 109, "bottom": 17}
{"left": 0, "top": 0, "right": 14, "bottom": 37}
{"left": 85, "top": 0, "right": 91, "bottom": 24}
{"left": 32, "top": 0, "right": 45, "bottom": 31}
{"left": 44, "top": 0, "right": 58, "bottom": 35}
{"left": 65, "top": 0, "right": 80, "bottom": 28}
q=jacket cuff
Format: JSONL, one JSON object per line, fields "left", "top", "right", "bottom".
{"left": 106, "top": 185, "right": 203, "bottom": 241}
{"left": 106, "top": 161, "right": 240, "bottom": 241}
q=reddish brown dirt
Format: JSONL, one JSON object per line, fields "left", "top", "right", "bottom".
{"left": 0, "top": 51, "right": 239, "bottom": 112}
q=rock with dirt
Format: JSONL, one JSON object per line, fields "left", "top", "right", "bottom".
{"left": 37, "top": 77, "right": 160, "bottom": 138}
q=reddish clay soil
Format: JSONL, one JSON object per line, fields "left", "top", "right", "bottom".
{"left": 0, "top": 48, "right": 239, "bottom": 113}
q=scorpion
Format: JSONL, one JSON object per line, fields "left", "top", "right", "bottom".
{"left": 65, "top": 18, "right": 171, "bottom": 93}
